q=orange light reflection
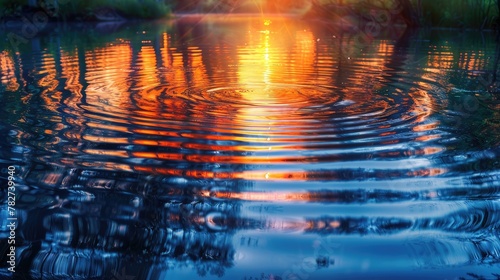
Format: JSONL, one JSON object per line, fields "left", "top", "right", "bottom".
{"left": 0, "top": 51, "right": 20, "bottom": 91}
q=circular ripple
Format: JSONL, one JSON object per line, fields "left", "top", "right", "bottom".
{"left": 25, "top": 80, "right": 446, "bottom": 178}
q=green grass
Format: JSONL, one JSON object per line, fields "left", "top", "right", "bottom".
{"left": 0, "top": 0, "right": 172, "bottom": 20}
{"left": 329, "top": 0, "right": 499, "bottom": 29}
{"left": 312, "top": 0, "right": 498, "bottom": 29}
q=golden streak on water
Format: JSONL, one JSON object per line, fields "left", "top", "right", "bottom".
{"left": 2, "top": 16, "right": 459, "bottom": 182}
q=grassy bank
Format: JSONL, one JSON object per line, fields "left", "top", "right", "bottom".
{"left": 0, "top": 0, "right": 172, "bottom": 21}
{"left": 308, "top": 0, "right": 498, "bottom": 29}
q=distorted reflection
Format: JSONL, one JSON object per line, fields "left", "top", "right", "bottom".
{"left": 0, "top": 51, "right": 20, "bottom": 92}
{"left": 1, "top": 16, "right": 499, "bottom": 279}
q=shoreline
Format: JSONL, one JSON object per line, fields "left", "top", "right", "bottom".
{"left": 0, "top": 11, "right": 498, "bottom": 32}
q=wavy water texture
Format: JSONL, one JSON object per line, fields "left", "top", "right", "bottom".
{"left": 0, "top": 16, "right": 500, "bottom": 280}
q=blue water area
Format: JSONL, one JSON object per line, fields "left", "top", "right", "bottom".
{"left": 0, "top": 16, "right": 499, "bottom": 280}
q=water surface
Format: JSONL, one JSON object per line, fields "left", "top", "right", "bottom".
{"left": 1, "top": 16, "right": 500, "bottom": 280}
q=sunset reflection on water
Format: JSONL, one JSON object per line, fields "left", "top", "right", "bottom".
{"left": 1, "top": 15, "right": 500, "bottom": 280}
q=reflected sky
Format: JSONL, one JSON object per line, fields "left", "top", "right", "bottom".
{"left": 0, "top": 15, "right": 500, "bottom": 280}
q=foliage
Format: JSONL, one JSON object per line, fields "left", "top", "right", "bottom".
{"left": 411, "top": 0, "right": 499, "bottom": 29}
{"left": 301, "top": 0, "right": 498, "bottom": 29}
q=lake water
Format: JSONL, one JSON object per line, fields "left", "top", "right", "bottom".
{"left": 1, "top": 15, "right": 499, "bottom": 280}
